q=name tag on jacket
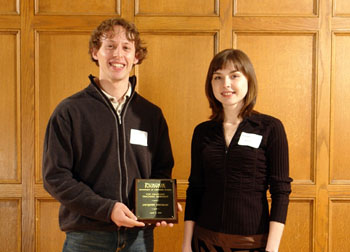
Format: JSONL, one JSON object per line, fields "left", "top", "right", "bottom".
{"left": 238, "top": 132, "right": 262, "bottom": 149}
{"left": 130, "top": 129, "right": 148, "bottom": 146}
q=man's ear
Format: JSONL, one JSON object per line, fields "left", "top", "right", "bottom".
{"left": 91, "top": 48, "right": 99, "bottom": 61}
{"left": 133, "top": 56, "right": 139, "bottom": 65}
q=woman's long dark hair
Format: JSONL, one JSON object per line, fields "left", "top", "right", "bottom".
{"left": 205, "top": 49, "right": 258, "bottom": 121}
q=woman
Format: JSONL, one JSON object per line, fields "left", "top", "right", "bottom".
{"left": 182, "top": 49, "right": 292, "bottom": 252}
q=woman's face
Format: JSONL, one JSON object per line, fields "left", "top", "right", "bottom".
{"left": 211, "top": 61, "right": 248, "bottom": 110}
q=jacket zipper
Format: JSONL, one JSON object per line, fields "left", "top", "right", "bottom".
{"left": 119, "top": 91, "right": 135, "bottom": 206}
{"left": 93, "top": 85, "right": 125, "bottom": 204}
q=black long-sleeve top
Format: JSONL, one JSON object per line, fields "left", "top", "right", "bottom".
{"left": 185, "top": 112, "right": 292, "bottom": 235}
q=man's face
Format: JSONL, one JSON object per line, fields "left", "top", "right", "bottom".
{"left": 92, "top": 25, "right": 138, "bottom": 84}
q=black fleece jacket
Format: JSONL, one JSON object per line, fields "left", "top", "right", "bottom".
{"left": 42, "top": 75, "right": 174, "bottom": 231}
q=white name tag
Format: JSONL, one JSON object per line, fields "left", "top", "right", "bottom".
{"left": 130, "top": 129, "right": 148, "bottom": 146}
{"left": 238, "top": 132, "right": 262, "bottom": 149}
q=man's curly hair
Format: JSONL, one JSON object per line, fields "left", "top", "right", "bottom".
{"left": 89, "top": 18, "right": 147, "bottom": 66}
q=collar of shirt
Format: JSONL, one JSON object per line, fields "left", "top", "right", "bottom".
{"left": 100, "top": 83, "right": 132, "bottom": 116}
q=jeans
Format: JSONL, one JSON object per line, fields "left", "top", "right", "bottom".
{"left": 62, "top": 228, "right": 154, "bottom": 252}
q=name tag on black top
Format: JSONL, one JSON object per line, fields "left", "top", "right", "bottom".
{"left": 238, "top": 132, "right": 262, "bottom": 148}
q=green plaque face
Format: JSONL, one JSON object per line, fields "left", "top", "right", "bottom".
{"left": 135, "top": 179, "right": 178, "bottom": 223}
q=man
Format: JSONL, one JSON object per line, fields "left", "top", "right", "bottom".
{"left": 42, "top": 18, "right": 175, "bottom": 252}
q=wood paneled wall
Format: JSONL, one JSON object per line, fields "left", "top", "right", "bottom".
{"left": 0, "top": 0, "right": 350, "bottom": 251}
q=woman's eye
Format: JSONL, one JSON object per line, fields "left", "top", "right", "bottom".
{"left": 213, "top": 76, "right": 221, "bottom": 80}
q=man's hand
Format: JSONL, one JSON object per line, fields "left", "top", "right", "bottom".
{"left": 111, "top": 202, "right": 145, "bottom": 228}
{"left": 155, "top": 202, "right": 183, "bottom": 227}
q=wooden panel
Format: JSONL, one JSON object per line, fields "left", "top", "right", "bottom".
{"left": 235, "top": 32, "right": 316, "bottom": 184}
{"left": 0, "top": 199, "right": 21, "bottom": 252}
{"left": 329, "top": 199, "right": 350, "bottom": 251}
{"left": 136, "top": 32, "right": 216, "bottom": 180}
{"left": 0, "top": 31, "right": 20, "bottom": 183}
{"left": 154, "top": 202, "right": 185, "bottom": 251}
{"left": 280, "top": 199, "right": 314, "bottom": 251}
{"left": 35, "top": 0, "right": 120, "bottom": 15}
{"left": 231, "top": 17, "right": 319, "bottom": 31}
{"left": 0, "top": 0, "right": 18, "bottom": 14}
{"left": 333, "top": 0, "right": 350, "bottom": 16}
{"left": 330, "top": 33, "right": 350, "bottom": 184}
{"left": 0, "top": 184, "right": 22, "bottom": 197}
{"left": 136, "top": 0, "right": 218, "bottom": 16}
{"left": 36, "top": 199, "right": 65, "bottom": 252}
{"left": 35, "top": 31, "right": 99, "bottom": 182}
{"left": 234, "top": 0, "right": 317, "bottom": 16}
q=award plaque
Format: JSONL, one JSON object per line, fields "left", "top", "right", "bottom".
{"left": 135, "top": 179, "right": 178, "bottom": 223}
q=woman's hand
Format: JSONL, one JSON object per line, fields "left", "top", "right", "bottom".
{"left": 182, "top": 244, "right": 193, "bottom": 252}
{"left": 265, "top": 221, "right": 284, "bottom": 252}
{"left": 182, "top": 220, "right": 195, "bottom": 252}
